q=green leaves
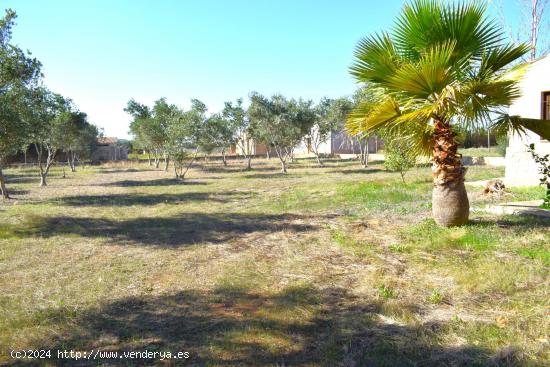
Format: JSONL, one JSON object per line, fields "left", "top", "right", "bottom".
{"left": 248, "top": 93, "right": 316, "bottom": 151}
{"left": 492, "top": 115, "right": 550, "bottom": 141}
{"left": 350, "top": 33, "right": 401, "bottom": 84}
{"left": 347, "top": 96, "right": 401, "bottom": 136}
{"left": 393, "top": 0, "right": 502, "bottom": 62}
{"left": 347, "top": 0, "right": 529, "bottom": 148}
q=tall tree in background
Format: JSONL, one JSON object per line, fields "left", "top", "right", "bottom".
{"left": 328, "top": 97, "right": 358, "bottom": 162}
{"left": 152, "top": 98, "right": 178, "bottom": 171}
{"left": 347, "top": 0, "right": 529, "bottom": 226}
{"left": 126, "top": 98, "right": 177, "bottom": 170}
{"left": 22, "top": 88, "right": 72, "bottom": 187}
{"left": 0, "top": 8, "right": 41, "bottom": 198}
{"left": 59, "top": 111, "right": 98, "bottom": 172}
{"left": 125, "top": 99, "right": 154, "bottom": 165}
{"left": 308, "top": 97, "right": 338, "bottom": 166}
{"left": 166, "top": 99, "right": 207, "bottom": 180}
{"left": 223, "top": 99, "right": 254, "bottom": 170}
{"left": 249, "top": 93, "right": 316, "bottom": 173}
{"left": 199, "top": 113, "right": 233, "bottom": 166}
{"left": 493, "top": 0, "right": 549, "bottom": 60}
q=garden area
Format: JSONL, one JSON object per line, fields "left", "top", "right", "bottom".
{"left": 2, "top": 0, "right": 550, "bottom": 365}
{"left": 1, "top": 158, "right": 548, "bottom": 366}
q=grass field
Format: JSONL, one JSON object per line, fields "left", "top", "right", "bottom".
{"left": 0, "top": 158, "right": 548, "bottom": 366}
{"left": 461, "top": 147, "right": 505, "bottom": 157}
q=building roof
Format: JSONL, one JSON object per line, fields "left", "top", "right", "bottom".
{"left": 97, "top": 137, "right": 118, "bottom": 145}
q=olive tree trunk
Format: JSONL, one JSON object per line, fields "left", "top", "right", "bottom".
{"left": 164, "top": 153, "right": 170, "bottom": 172}
{"left": 222, "top": 149, "right": 227, "bottom": 166}
{"left": 70, "top": 153, "right": 77, "bottom": 172}
{"left": 0, "top": 165, "right": 9, "bottom": 199}
{"left": 35, "top": 144, "right": 56, "bottom": 188}
{"left": 431, "top": 118, "right": 469, "bottom": 226}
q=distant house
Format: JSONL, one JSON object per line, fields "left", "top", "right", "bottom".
{"left": 232, "top": 128, "right": 382, "bottom": 158}
{"left": 92, "top": 137, "right": 128, "bottom": 162}
{"left": 294, "top": 128, "right": 382, "bottom": 157}
{"left": 505, "top": 55, "right": 550, "bottom": 187}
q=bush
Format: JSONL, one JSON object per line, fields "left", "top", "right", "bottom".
{"left": 526, "top": 144, "right": 550, "bottom": 207}
{"left": 384, "top": 140, "right": 416, "bottom": 183}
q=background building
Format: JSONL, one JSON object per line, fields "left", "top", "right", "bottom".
{"left": 505, "top": 55, "right": 550, "bottom": 187}
{"left": 91, "top": 137, "right": 128, "bottom": 162}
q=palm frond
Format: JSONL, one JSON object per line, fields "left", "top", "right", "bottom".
{"left": 387, "top": 41, "right": 456, "bottom": 97}
{"left": 346, "top": 97, "right": 400, "bottom": 135}
{"left": 478, "top": 43, "right": 530, "bottom": 77}
{"left": 380, "top": 119, "right": 433, "bottom": 157}
{"left": 492, "top": 115, "right": 550, "bottom": 141}
{"left": 350, "top": 33, "right": 401, "bottom": 84}
{"left": 393, "top": 0, "right": 502, "bottom": 62}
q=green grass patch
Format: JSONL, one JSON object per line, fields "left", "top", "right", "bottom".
{"left": 330, "top": 229, "right": 372, "bottom": 257}
{"left": 516, "top": 244, "right": 550, "bottom": 265}
{"left": 461, "top": 147, "right": 504, "bottom": 157}
{"left": 508, "top": 186, "right": 547, "bottom": 201}
{"left": 401, "top": 220, "right": 500, "bottom": 252}
{"left": 377, "top": 284, "right": 396, "bottom": 299}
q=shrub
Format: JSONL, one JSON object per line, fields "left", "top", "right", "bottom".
{"left": 383, "top": 140, "right": 416, "bottom": 183}
{"left": 526, "top": 144, "right": 550, "bottom": 207}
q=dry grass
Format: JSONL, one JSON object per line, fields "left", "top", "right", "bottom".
{"left": 0, "top": 157, "right": 548, "bottom": 366}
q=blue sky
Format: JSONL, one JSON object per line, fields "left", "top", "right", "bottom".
{"left": 3, "top": 0, "right": 522, "bottom": 138}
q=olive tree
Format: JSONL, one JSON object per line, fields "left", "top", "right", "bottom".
{"left": 249, "top": 93, "right": 315, "bottom": 173}
{"left": 21, "top": 87, "right": 70, "bottom": 187}
{"left": 126, "top": 98, "right": 177, "bottom": 170}
{"left": 60, "top": 112, "right": 98, "bottom": 172}
{"left": 199, "top": 113, "right": 233, "bottom": 166}
{"left": 308, "top": 97, "right": 338, "bottom": 166}
{"left": 166, "top": 99, "right": 206, "bottom": 180}
{"left": 0, "top": 8, "right": 41, "bottom": 198}
{"left": 222, "top": 98, "right": 254, "bottom": 169}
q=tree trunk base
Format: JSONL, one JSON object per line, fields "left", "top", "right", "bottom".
{"left": 432, "top": 181, "right": 469, "bottom": 227}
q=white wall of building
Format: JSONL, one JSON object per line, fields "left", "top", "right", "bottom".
{"left": 505, "top": 56, "right": 550, "bottom": 187}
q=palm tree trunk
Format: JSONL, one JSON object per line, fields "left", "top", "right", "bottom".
{"left": 431, "top": 118, "right": 469, "bottom": 226}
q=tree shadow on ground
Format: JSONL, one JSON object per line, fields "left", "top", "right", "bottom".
{"left": 4, "top": 189, "right": 30, "bottom": 196}
{"left": 14, "top": 213, "right": 316, "bottom": 247}
{"left": 54, "top": 191, "right": 246, "bottom": 207}
{"left": 6, "top": 285, "right": 523, "bottom": 366}
{"left": 193, "top": 164, "right": 276, "bottom": 174}
{"left": 328, "top": 168, "right": 385, "bottom": 175}
{"left": 104, "top": 178, "right": 208, "bottom": 187}
{"left": 97, "top": 168, "right": 156, "bottom": 174}
{"left": 469, "top": 215, "right": 550, "bottom": 229}
{"left": 5, "top": 176, "right": 38, "bottom": 184}
{"left": 242, "top": 173, "right": 295, "bottom": 179}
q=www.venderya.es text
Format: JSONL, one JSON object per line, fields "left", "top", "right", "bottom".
{"left": 10, "top": 349, "right": 191, "bottom": 361}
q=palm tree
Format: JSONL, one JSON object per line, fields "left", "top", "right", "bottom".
{"left": 346, "top": 0, "right": 530, "bottom": 226}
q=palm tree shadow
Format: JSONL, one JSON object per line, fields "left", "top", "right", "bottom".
{"left": 6, "top": 285, "right": 523, "bottom": 366}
